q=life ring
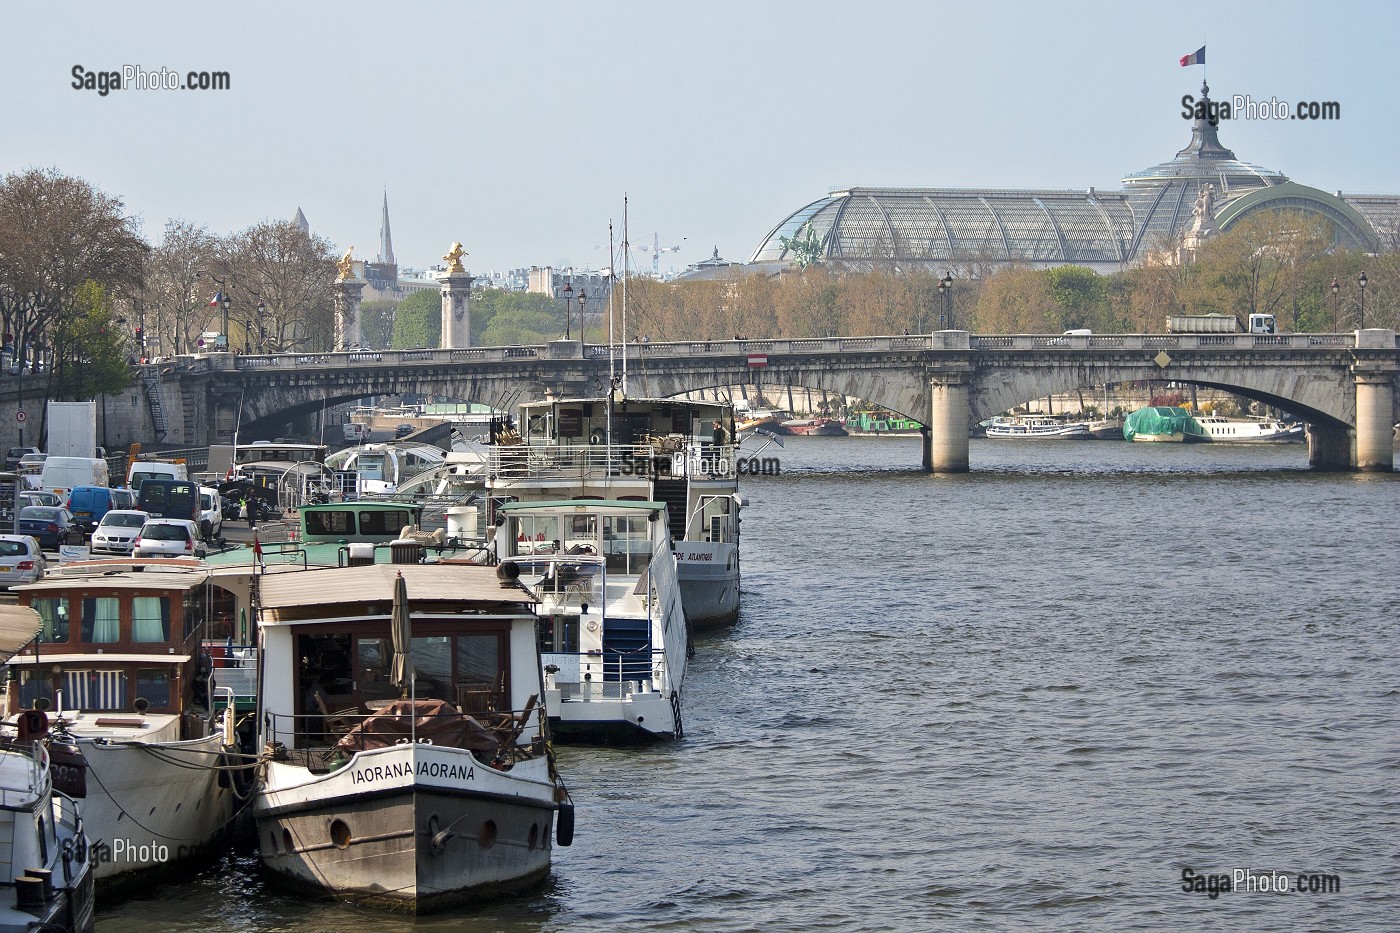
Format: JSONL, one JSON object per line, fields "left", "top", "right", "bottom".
{"left": 589, "top": 430, "right": 603, "bottom": 445}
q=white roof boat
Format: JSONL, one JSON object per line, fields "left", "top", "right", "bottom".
{"left": 1194, "top": 415, "right": 1305, "bottom": 442}
{"left": 984, "top": 416, "right": 1092, "bottom": 439}
{"left": 495, "top": 499, "right": 689, "bottom": 742}
{"left": 251, "top": 563, "right": 573, "bottom": 912}
{"left": 0, "top": 721, "right": 95, "bottom": 933}
{"left": 488, "top": 395, "right": 743, "bottom": 629}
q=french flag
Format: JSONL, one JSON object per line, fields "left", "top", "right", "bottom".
{"left": 1180, "top": 45, "right": 1205, "bottom": 67}
{"left": 208, "top": 290, "right": 224, "bottom": 306}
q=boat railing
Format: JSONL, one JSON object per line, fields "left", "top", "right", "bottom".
{"left": 543, "top": 649, "right": 671, "bottom": 700}
{"left": 207, "top": 643, "right": 258, "bottom": 710}
{"left": 489, "top": 442, "right": 737, "bottom": 480}
{"left": 264, "top": 701, "right": 546, "bottom": 771}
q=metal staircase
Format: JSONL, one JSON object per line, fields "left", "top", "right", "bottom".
{"left": 142, "top": 371, "right": 168, "bottom": 442}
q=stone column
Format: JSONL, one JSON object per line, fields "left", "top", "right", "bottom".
{"left": 333, "top": 278, "right": 365, "bottom": 351}
{"left": 1354, "top": 371, "right": 1394, "bottom": 472}
{"left": 1305, "top": 423, "right": 1353, "bottom": 471}
{"left": 440, "top": 273, "right": 475, "bottom": 349}
{"left": 928, "top": 377, "right": 970, "bottom": 473}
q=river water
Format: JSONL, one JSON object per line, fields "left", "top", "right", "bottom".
{"left": 98, "top": 437, "right": 1399, "bottom": 932}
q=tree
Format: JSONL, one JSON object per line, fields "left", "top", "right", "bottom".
{"left": 391, "top": 289, "right": 440, "bottom": 349}
{"left": 359, "top": 300, "right": 397, "bottom": 350}
{"left": 143, "top": 219, "right": 217, "bottom": 356}
{"left": 0, "top": 168, "right": 147, "bottom": 373}
{"left": 49, "top": 282, "right": 133, "bottom": 398}
{"left": 973, "top": 267, "right": 1056, "bottom": 332}
{"left": 219, "top": 221, "right": 337, "bottom": 352}
{"left": 1045, "top": 266, "right": 1108, "bottom": 331}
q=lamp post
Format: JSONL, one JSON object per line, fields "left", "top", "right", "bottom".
{"left": 936, "top": 273, "right": 954, "bottom": 329}
{"left": 1330, "top": 278, "right": 1339, "bottom": 333}
{"left": 561, "top": 280, "right": 574, "bottom": 340}
{"left": 1358, "top": 272, "right": 1368, "bottom": 329}
{"left": 195, "top": 271, "right": 229, "bottom": 350}
{"left": 256, "top": 301, "right": 266, "bottom": 353}
{"left": 577, "top": 289, "right": 588, "bottom": 343}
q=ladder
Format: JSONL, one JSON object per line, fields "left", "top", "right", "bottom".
{"left": 143, "top": 371, "right": 168, "bottom": 442}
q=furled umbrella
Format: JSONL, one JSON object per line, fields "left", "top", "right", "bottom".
{"left": 390, "top": 571, "right": 412, "bottom": 698}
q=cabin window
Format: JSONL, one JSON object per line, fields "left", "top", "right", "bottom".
{"left": 32, "top": 597, "right": 70, "bottom": 644}
{"left": 411, "top": 636, "right": 454, "bottom": 702}
{"left": 457, "top": 634, "right": 502, "bottom": 711}
{"left": 80, "top": 597, "right": 121, "bottom": 644}
{"left": 306, "top": 509, "right": 355, "bottom": 537}
{"left": 132, "top": 596, "right": 172, "bottom": 643}
{"left": 205, "top": 586, "right": 237, "bottom": 641}
{"left": 134, "top": 669, "right": 172, "bottom": 709}
{"left": 359, "top": 509, "right": 413, "bottom": 537}
{"left": 603, "top": 514, "right": 653, "bottom": 574}
{"left": 63, "top": 670, "right": 127, "bottom": 710}
{"left": 538, "top": 615, "right": 580, "bottom": 654}
{"left": 356, "top": 637, "right": 395, "bottom": 704}
{"left": 511, "top": 515, "right": 562, "bottom": 556}
{"left": 17, "top": 670, "right": 53, "bottom": 707}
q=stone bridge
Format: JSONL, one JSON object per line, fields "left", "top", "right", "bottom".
{"left": 142, "top": 329, "right": 1400, "bottom": 472}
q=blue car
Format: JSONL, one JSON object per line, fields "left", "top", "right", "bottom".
{"left": 16, "top": 506, "right": 77, "bottom": 550}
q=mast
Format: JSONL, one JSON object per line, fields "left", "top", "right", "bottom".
{"left": 622, "top": 195, "right": 629, "bottom": 396}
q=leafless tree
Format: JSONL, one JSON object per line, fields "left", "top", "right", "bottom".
{"left": 0, "top": 168, "right": 146, "bottom": 371}
{"left": 143, "top": 219, "right": 218, "bottom": 357}
{"left": 218, "top": 221, "right": 337, "bottom": 352}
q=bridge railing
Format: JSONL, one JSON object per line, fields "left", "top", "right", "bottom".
{"left": 160, "top": 330, "right": 1367, "bottom": 375}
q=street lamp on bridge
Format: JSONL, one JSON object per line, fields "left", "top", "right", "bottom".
{"left": 576, "top": 288, "right": 588, "bottom": 343}
{"left": 1331, "top": 278, "right": 1339, "bottom": 333}
{"left": 561, "top": 280, "right": 574, "bottom": 340}
{"left": 1359, "top": 271, "right": 1368, "bottom": 329}
{"left": 936, "top": 273, "right": 954, "bottom": 329}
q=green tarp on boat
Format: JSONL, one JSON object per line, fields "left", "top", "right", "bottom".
{"left": 1122, "top": 406, "right": 1209, "bottom": 441}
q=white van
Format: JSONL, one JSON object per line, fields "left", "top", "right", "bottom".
{"left": 127, "top": 460, "right": 190, "bottom": 492}
{"left": 38, "top": 456, "right": 110, "bottom": 498}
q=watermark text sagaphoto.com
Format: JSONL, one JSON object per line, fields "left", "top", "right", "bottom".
{"left": 1181, "top": 867, "right": 1342, "bottom": 899}
{"left": 1181, "top": 93, "right": 1340, "bottom": 122}
{"left": 72, "top": 65, "right": 231, "bottom": 96}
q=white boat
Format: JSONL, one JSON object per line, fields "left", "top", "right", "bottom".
{"left": 0, "top": 712, "right": 96, "bottom": 933}
{"left": 0, "top": 605, "right": 97, "bottom": 932}
{"left": 487, "top": 396, "right": 742, "bottom": 629}
{"left": 984, "top": 416, "right": 1092, "bottom": 438}
{"left": 1195, "top": 415, "right": 1305, "bottom": 442}
{"left": 324, "top": 442, "right": 448, "bottom": 498}
{"left": 5, "top": 563, "right": 244, "bottom": 889}
{"left": 495, "top": 499, "right": 688, "bottom": 742}
{"left": 252, "top": 563, "right": 573, "bottom": 912}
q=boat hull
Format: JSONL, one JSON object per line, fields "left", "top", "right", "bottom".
{"left": 255, "top": 745, "right": 557, "bottom": 913}
{"left": 545, "top": 685, "right": 680, "bottom": 743}
{"left": 62, "top": 730, "right": 236, "bottom": 886}
{"left": 675, "top": 541, "right": 739, "bottom": 628}
{"left": 1129, "top": 432, "right": 1185, "bottom": 442}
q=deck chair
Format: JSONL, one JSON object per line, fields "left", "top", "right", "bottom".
{"left": 492, "top": 694, "right": 538, "bottom": 747}
{"left": 313, "top": 687, "right": 359, "bottom": 739}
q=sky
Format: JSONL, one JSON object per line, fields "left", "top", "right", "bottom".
{"left": 5, "top": 0, "right": 1399, "bottom": 279}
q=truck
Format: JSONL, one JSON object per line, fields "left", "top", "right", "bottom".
{"left": 45, "top": 400, "right": 98, "bottom": 458}
{"left": 1167, "top": 313, "right": 1277, "bottom": 335}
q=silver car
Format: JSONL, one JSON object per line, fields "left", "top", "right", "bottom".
{"left": 91, "top": 509, "right": 151, "bottom": 555}
{"left": 0, "top": 534, "right": 46, "bottom": 588}
{"left": 133, "top": 518, "right": 207, "bottom": 558}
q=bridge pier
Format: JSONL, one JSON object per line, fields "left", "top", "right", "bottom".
{"left": 1306, "top": 424, "right": 1353, "bottom": 471}
{"left": 1354, "top": 371, "right": 1395, "bottom": 472}
{"left": 927, "top": 377, "right": 970, "bottom": 473}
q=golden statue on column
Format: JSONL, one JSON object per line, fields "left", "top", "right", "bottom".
{"left": 443, "top": 242, "right": 468, "bottom": 274}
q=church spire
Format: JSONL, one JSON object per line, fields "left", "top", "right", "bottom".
{"left": 378, "top": 190, "right": 395, "bottom": 265}
{"left": 292, "top": 206, "right": 309, "bottom": 236}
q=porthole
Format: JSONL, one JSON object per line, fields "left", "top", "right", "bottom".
{"left": 527, "top": 823, "right": 539, "bottom": 851}
{"left": 478, "top": 820, "right": 497, "bottom": 850}
{"left": 283, "top": 828, "right": 295, "bottom": 854}
{"left": 330, "top": 819, "right": 352, "bottom": 850}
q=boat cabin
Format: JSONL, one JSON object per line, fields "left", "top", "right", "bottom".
{"left": 7, "top": 564, "right": 239, "bottom": 736}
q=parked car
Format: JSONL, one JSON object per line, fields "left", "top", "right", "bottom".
{"left": 16, "top": 505, "right": 77, "bottom": 550}
{"left": 4, "top": 447, "right": 38, "bottom": 471}
{"left": 0, "top": 534, "right": 46, "bottom": 588}
{"left": 18, "top": 491, "right": 61, "bottom": 509}
{"left": 91, "top": 509, "right": 151, "bottom": 555}
{"left": 394, "top": 423, "right": 415, "bottom": 438}
{"left": 197, "top": 486, "right": 223, "bottom": 541}
{"left": 133, "top": 518, "right": 207, "bottom": 558}
{"left": 66, "top": 485, "right": 126, "bottom": 534}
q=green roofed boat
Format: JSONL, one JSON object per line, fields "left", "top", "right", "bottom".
{"left": 1123, "top": 406, "right": 1209, "bottom": 443}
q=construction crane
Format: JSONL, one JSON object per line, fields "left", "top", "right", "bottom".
{"left": 631, "top": 233, "right": 684, "bottom": 276}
